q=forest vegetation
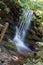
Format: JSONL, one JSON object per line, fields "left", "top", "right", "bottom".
{"left": 0, "top": 0, "right": 43, "bottom": 65}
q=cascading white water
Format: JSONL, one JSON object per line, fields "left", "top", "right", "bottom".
{"left": 13, "top": 10, "right": 33, "bottom": 55}
{"left": 22, "top": 10, "right": 33, "bottom": 40}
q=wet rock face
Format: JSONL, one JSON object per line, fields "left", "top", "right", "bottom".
{"left": 25, "top": 20, "right": 43, "bottom": 51}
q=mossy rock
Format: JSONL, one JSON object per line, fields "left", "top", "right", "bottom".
{"left": 4, "top": 40, "right": 17, "bottom": 51}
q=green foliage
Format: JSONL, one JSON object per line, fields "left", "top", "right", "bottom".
{"left": 0, "top": 1, "right": 10, "bottom": 14}
{"left": 4, "top": 6, "right": 10, "bottom": 13}
{"left": 4, "top": 41, "right": 17, "bottom": 50}
{"left": 35, "top": 62, "right": 43, "bottom": 65}
{"left": 1, "top": 0, "right": 43, "bottom": 23}
{"left": 19, "top": 0, "right": 43, "bottom": 23}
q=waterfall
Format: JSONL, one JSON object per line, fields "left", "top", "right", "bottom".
{"left": 13, "top": 10, "right": 33, "bottom": 55}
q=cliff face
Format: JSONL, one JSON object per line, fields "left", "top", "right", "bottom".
{"left": 0, "top": 0, "right": 43, "bottom": 44}
{"left": 26, "top": 21, "right": 43, "bottom": 42}
{"left": 25, "top": 20, "right": 43, "bottom": 51}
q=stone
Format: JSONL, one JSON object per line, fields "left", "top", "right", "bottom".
{"left": 0, "top": 48, "right": 1, "bottom": 52}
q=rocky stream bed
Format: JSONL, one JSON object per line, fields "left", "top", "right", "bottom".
{"left": 0, "top": 41, "right": 43, "bottom": 65}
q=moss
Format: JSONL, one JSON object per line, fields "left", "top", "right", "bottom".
{"left": 22, "top": 58, "right": 28, "bottom": 64}
{"left": 4, "top": 40, "right": 17, "bottom": 50}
